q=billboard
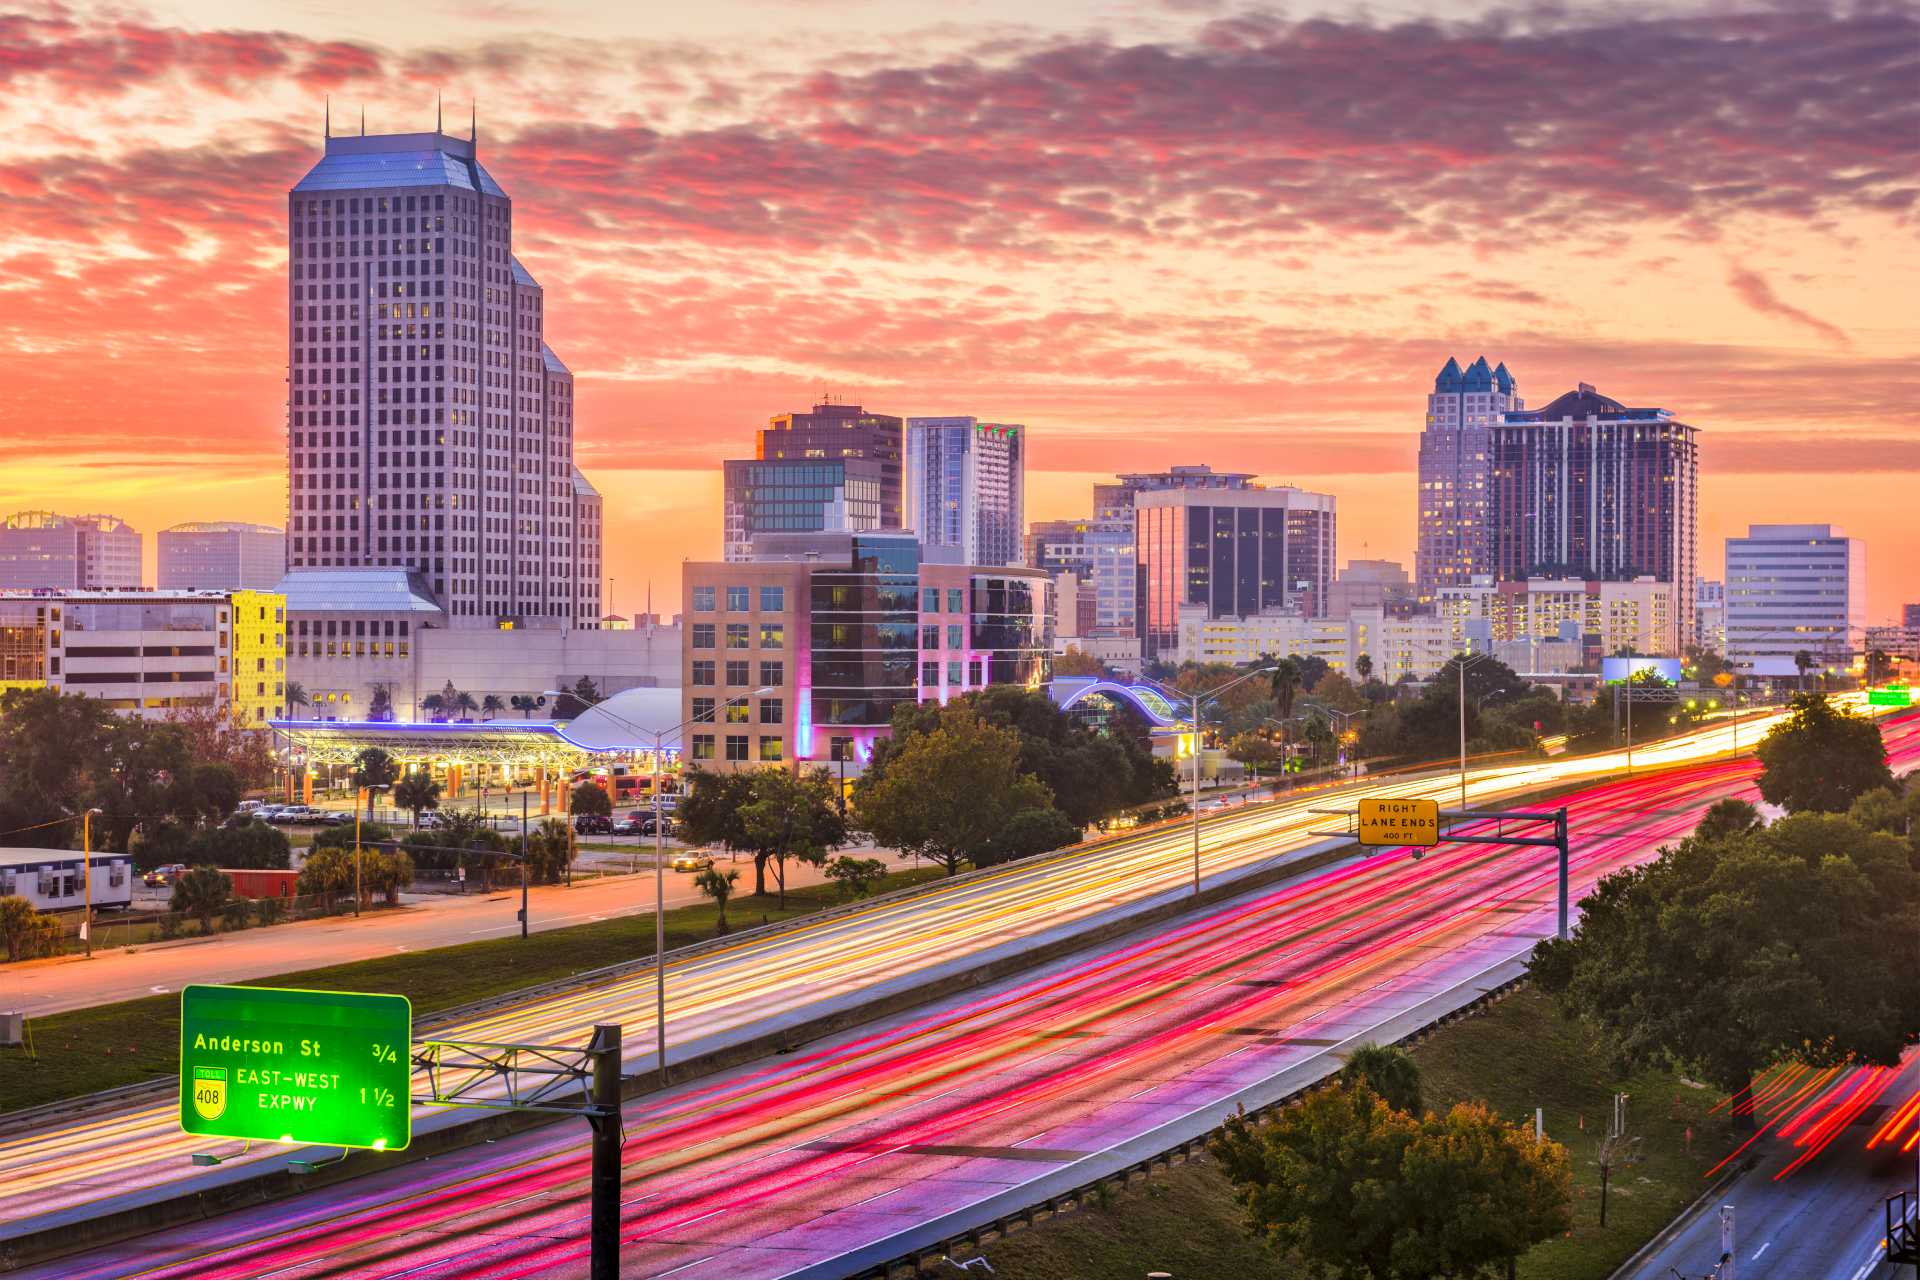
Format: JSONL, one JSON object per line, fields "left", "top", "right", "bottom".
{"left": 1601, "top": 656, "right": 1682, "bottom": 684}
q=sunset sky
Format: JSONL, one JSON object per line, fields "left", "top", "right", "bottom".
{"left": 0, "top": 0, "right": 1913, "bottom": 620}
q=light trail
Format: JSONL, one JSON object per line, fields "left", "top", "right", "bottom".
{"left": 4, "top": 702, "right": 1911, "bottom": 1270}
{"left": 30, "top": 749, "right": 1881, "bottom": 1280}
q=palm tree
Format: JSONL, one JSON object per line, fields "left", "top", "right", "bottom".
{"left": 1793, "top": 649, "right": 1815, "bottom": 693}
{"left": 510, "top": 694, "right": 542, "bottom": 719}
{"left": 283, "top": 681, "right": 310, "bottom": 715}
{"left": 1269, "top": 657, "right": 1303, "bottom": 743}
{"left": 482, "top": 694, "right": 506, "bottom": 719}
{"left": 1355, "top": 653, "right": 1374, "bottom": 684}
{"left": 391, "top": 772, "right": 443, "bottom": 830}
{"left": 453, "top": 690, "right": 479, "bottom": 722}
{"left": 420, "top": 693, "right": 447, "bottom": 721}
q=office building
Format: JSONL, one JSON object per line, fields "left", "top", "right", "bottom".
{"left": 279, "top": 568, "right": 677, "bottom": 720}
{"left": 1328, "top": 559, "right": 1418, "bottom": 619}
{"left": 904, "top": 418, "right": 1024, "bottom": 568}
{"left": 0, "top": 512, "right": 142, "bottom": 590}
{"left": 159, "top": 523, "right": 286, "bottom": 591}
{"left": 759, "top": 402, "right": 903, "bottom": 519}
{"left": 1170, "top": 605, "right": 1454, "bottom": 683}
{"left": 1696, "top": 578, "right": 1726, "bottom": 655}
{"left": 3, "top": 590, "right": 283, "bottom": 724}
{"left": 286, "top": 127, "right": 595, "bottom": 627}
{"left": 1725, "top": 524, "right": 1866, "bottom": 677}
{"left": 1489, "top": 382, "right": 1700, "bottom": 643}
{"left": 1024, "top": 516, "right": 1136, "bottom": 637}
{"left": 1133, "top": 467, "right": 1337, "bottom": 658}
{"left": 683, "top": 533, "right": 1052, "bottom": 770}
{"left": 1905, "top": 604, "right": 1920, "bottom": 629}
{"left": 1416, "top": 357, "right": 1520, "bottom": 604}
{"left": 722, "top": 457, "right": 885, "bottom": 560}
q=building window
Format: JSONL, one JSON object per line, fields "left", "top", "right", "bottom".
{"left": 759, "top": 623, "right": 783, "bottom": 649}
{"left": 922, "top": 661, "right": 939, "bottom": 686}
{"left": 692, "top": 623, "right": 715, "bottom": 649}
{"left": 725, "top": 702, "right": 749, "bottom": 724}
{"left": 692, "top": 587, "right": 715, "bottom": 612}
{"left": 691, "top": 697, "right": 715, "bottom": 723}
{"left": 725, "top": 660, "right": 749, "bottom": 686}
{"left": 948, "top": 588, "right": 964, "bottom": 613}
{"left": 969, "top": 659, "right": 983, "bottom": 685}
{"left": 692, "top": 660, "right": 715, "bottom": 686}
{"left": 691, "top": 734, "right": 714, "bottom": 760}
{"left": 760, "top": 585, "right": 784, "bottom": 613}
{"left": 922, "top": 625, "right": 938, "bottom": 650}
{"left": 947, "top": 660, "right": 962, "bottom": 686}
{"left": 760, "top": 661, "right": 784, "bottom": 687}
{"left": 726, "top": 623, "right": 749, "bottom": 649}
{"left": 759, "top": 698, "right": 782, "bottom": 724}
{"left": 829, "top": 735, "right": 854, "bottom": 762}
{"left": 758, "top": 736, "right": 783, "bottom": 762}
{"left": 725, "top": 734, "right": 749, "bottom": 761}
{"left": 922, "top": 587, "right": 938, "bottom": 613}
{"left": 726, "top": 586, "right": 750, "bottom": 612}
{"left": 947, "top": 623, "right": 962, "bottom": 649}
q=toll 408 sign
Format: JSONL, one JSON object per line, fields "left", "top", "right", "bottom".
{"left": 180, "top": 985, "right": 412, "bottom": 1151}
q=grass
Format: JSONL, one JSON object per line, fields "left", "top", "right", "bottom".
{"left": 0, "top": 866, "right": 943, "bottom": 1115}
{"left": 934, "top": 988, "right": 1743, "bottom": 1280}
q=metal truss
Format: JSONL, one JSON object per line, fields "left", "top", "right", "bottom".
{"left": 411, "top": 1036, "right": 611, "bottom": 1116}
{"left": 271, "top": 719, "right": 592, "bottom": 769}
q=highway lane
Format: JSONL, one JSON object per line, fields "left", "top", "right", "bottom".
{"left": 28, "top": 751, "right": 1784, "bottom": 1278}
{"left": 0, "top": 702, "right": 1904, "bottom": 1253}
{"left": 1628, "top": 1050, "right": 1920, "bottom": 1280}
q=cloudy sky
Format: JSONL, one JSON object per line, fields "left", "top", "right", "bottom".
{"left": 1, "top": 0, "right": 1914, "bottom": 618}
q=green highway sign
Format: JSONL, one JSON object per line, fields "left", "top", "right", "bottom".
{"left": 1868, "top": 687, "right": 1913, "bottom": 706}
{"left": 179, "top": 985, "right": 412, "bottom": 1151}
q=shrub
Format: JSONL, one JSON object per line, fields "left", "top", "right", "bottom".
{"left": 221, "top": 897, "right": 253, "bottom": 931}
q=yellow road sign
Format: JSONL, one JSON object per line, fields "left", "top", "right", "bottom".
{"left": 1358, "top": 798, "right": 1439, "bottom": 847}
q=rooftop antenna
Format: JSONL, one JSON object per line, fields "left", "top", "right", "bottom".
{"left": 360, "top": 106, "right": 365, "bottom": 137}
{"left": 471, "top": 100, "right": 477, "bottom": 144}
{"left": 437, "top": 92, "right": 443, "bottom": 134}
{"left": 325, "top": 96, "right": 331, "bottom": 140}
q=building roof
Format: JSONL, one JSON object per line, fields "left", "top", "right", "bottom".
{"left": 1503, "top": 385, "right": 1679, "bottom": 423}
{"left": 510, "top": 254, "right": 541, "bottom": 289}
{"left": 292, "top": 132, "right": 508, "bottom": 197}
{"left": 163, "top": 521, "right": 284, "bottom": 535}
{"left": 541, "top": 343, "right": 571, "bottom": 375}
{"left": 3, "top": 511, "right": 136, "bottom": 533}
{"left": 271, "top": 568, "right": 445, "bottom": 613}
{"left": 571, "top": 467, "right": 601, "bottom": 499}
{"left": 270, "top": 718, "right": 591, "bottom": 767}
{"left": 1433, "top": 355, "right": 1515, "bottom": 395}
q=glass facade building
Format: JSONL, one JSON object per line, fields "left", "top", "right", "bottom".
{"left": 722, "top": 458, "right": 884, "bottom": 560}
{"left": 904, "top": 417, "right": 1024, "bottom": 568}
{"left": 1725, "top": 524, "right": 1865, "bottom": 675}
{"left": 810, "top": 536, "right": 921, "bottom": 730}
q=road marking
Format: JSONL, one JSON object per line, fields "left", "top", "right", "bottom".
{"left": 1753, "top": 1241, "right": 1769, "bottom": 1259}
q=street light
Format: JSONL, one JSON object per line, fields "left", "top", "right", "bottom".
{"left": 547, "top": 687, "right": 775, "bottom": 1087}
{"left": 1138, "top": 667, "right": 1274, "bottom": 898}
{"left": 81, "top": 807, "right": 102, "bottom": 958}
{"left": 1452, "top": 652, "right": 1503, "bottom": 810}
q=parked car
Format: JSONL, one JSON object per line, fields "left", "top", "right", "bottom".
{"left": 267, "top": 806, "right": 310, "bottom": 824}
{"left": 611, "top": 817, "right": 644, "bottom": 836}
{"left": 143, "top": 863, "right": 187, "bottom": 887}
{"left": 573, "top": 814, "right": 612, "bottom": 835}
{"left": 669, "top": 853, "right": 713, "bottom": 873}
{"left": 639, "top": 817, "right": 676, "bottom": 837}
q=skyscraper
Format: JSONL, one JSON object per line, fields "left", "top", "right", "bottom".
{"left": 1490, "top": 383, "right": 1699, "bottom": 645}
{"left": 1726, "top": 525, "right": 1865, "bottom": 676}
{"left": 287, "top": 126, "right": 593, "bottom": 628}
{"left": 0, "top": 512, "right": 142, "bottom": 590}
{"left": 903, "top": 418, "right": 1025, "bottom": 568}
{"left": 1415, "top": 356, "right": 1520, "bottom": 605}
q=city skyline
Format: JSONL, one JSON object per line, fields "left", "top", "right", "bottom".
{"left": 0, "top": 2, "right": 1912, "bottom": 621}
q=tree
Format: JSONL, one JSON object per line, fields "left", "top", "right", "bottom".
{"left": 972, "top": 807, "right": 1082, "bottom": 867}
{"left": 1053, "top": 645, "right": 1106, "bottom": 677}
{"left": 738, "top": 766, "right": 847, "bottom": 907}
{"left": 358, "top": 843, "right": 415, "bottom": 906}
{"left": 0, "top": 687, "right": 122, "bottom": 848}
{"left": 188, "top": 817, "right": 293, "bottom": 869}
{"left": 570, "top": 781, "right": 613, "bottom": 819}
{"left": 855, "top": 704, "right": 1052, "bottom": 877}
{"left": 1307, "top": 670, "right": 1367, "bottom": 714}
{"left": 1210, "top": 1080, "right": 1572, "bottom": 1279}
{"left": 527, "top": 817, "right": 573, "bottom": 884}
{"left": 283, "top": 681, "right": 310, "bottom": 712}
{"left": 1, "top": 895, "right": 44, "bottom": 962}
{"left": 1354, "top": 652, "right": 1374, "bottom": 684}
{"left": 295, "top": 845, "right": 354, "bottom": 913}
{"left": 1754, "top": 694, "right": 1896, "bottom": 813}
{"left": 1224, "top": 732, "right": 1283, "bottom": 775}
{"left": 1268, "top": 657, "right": 1303, "bottom": 741}
{"left": 1794, "top": 648, "right": 1815, "bottom": 692}
{"left": 693, "top": 865, "right": 740, "bottom": 933}
{"left": 510, "top": 694, "right": 544, "bottom": 719}
{"left": 1338, "top": 1042, "right": 1423, "bottom": 1116}
{"left": 391, "top": 772, "right": 444, "bottom": 828}
{"left": 350, "top": 747, "right": 401, "bottom": 816}
{"left": 420, "top": 692, "right": 447, "bottom": 720}
{"left": 170, "top": 864, "right": 234, "bottom": 934}
{"left": 824, "top": 855, "right": 888, "bottom": 900}
{"left": 1530, "top": 814, "right": 1920, "bottom": 1117}
{"left": 1848, "top": 786, "right": 1920, "bottom": 841}
{"left": 159, "top": 702, "right": 277, "bottom": 790}
{"left": 482, "top": 694, "right": 506, "bottom": 718}
{"left": 453, "top": 690, "right": 479, "bottom": 721}
{"left": 1592, "top": 1127, "right": 1642, "bottom": 1229}
{"left": 1300, "top": 712, "right": 1335, "bottom": 766}
{"left": 1696, "top": 797, "right": 1764, "bottom": 840}
{"left": 367, "top": 683, "right": 395, "bottom": 722}
{"left": 676, "top": 768, "right": 758, "bottom": 861}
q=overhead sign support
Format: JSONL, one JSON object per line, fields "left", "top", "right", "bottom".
{"left": 1313, "top": 805, "right": 1572, "bottom": 940}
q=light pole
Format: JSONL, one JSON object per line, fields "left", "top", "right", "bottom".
{"left": 1139, "top": 667, "right": 1273, "bottom": 898}
{"left": 546, "top": 687, "right": 774, "bottom": 1087}
{"left": 81, "top": 807, "right": 102, "bottom": 958}
{"left": 1453, "top": 652, "right": 1501, "bottom": 810}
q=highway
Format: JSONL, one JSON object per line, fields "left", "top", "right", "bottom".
{"left": 0, "top": 701, "right": 1908, "bottom": 1275}
{"left": 21, "top": 737, "right": 1890, "bottom": 1279}
{"left": 1629, "top": 1049, "right": 1920, "bottom": 1280}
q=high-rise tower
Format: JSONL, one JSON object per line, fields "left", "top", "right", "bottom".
{"left": 1415, "top": 356, "right": 1520, "bottom": 605}
{"left": 286, "top": 127, "right": 593, "bottom": 628}
{"left": 904, "top": 417, "right": 1025, "bottom": 568}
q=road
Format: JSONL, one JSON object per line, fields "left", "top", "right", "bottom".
{"left": 17, "top": 749, "right": 1815, "bottom": 1278}
{"left": 4, "top": 846, "right": 910, "bottom": 1017}
{"left": 1628, "top": 1050, "right": 1920, "bottom": 1280}
{"left": 1, "top": 702, "right": 1907, "bottom": 1273}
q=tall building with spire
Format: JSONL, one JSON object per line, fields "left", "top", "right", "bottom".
{"left": 286, "top": 123, "right": 596, "bottom": 628}
{"left": 1415, "top": 356, "right": 1520, "bottom": 606}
